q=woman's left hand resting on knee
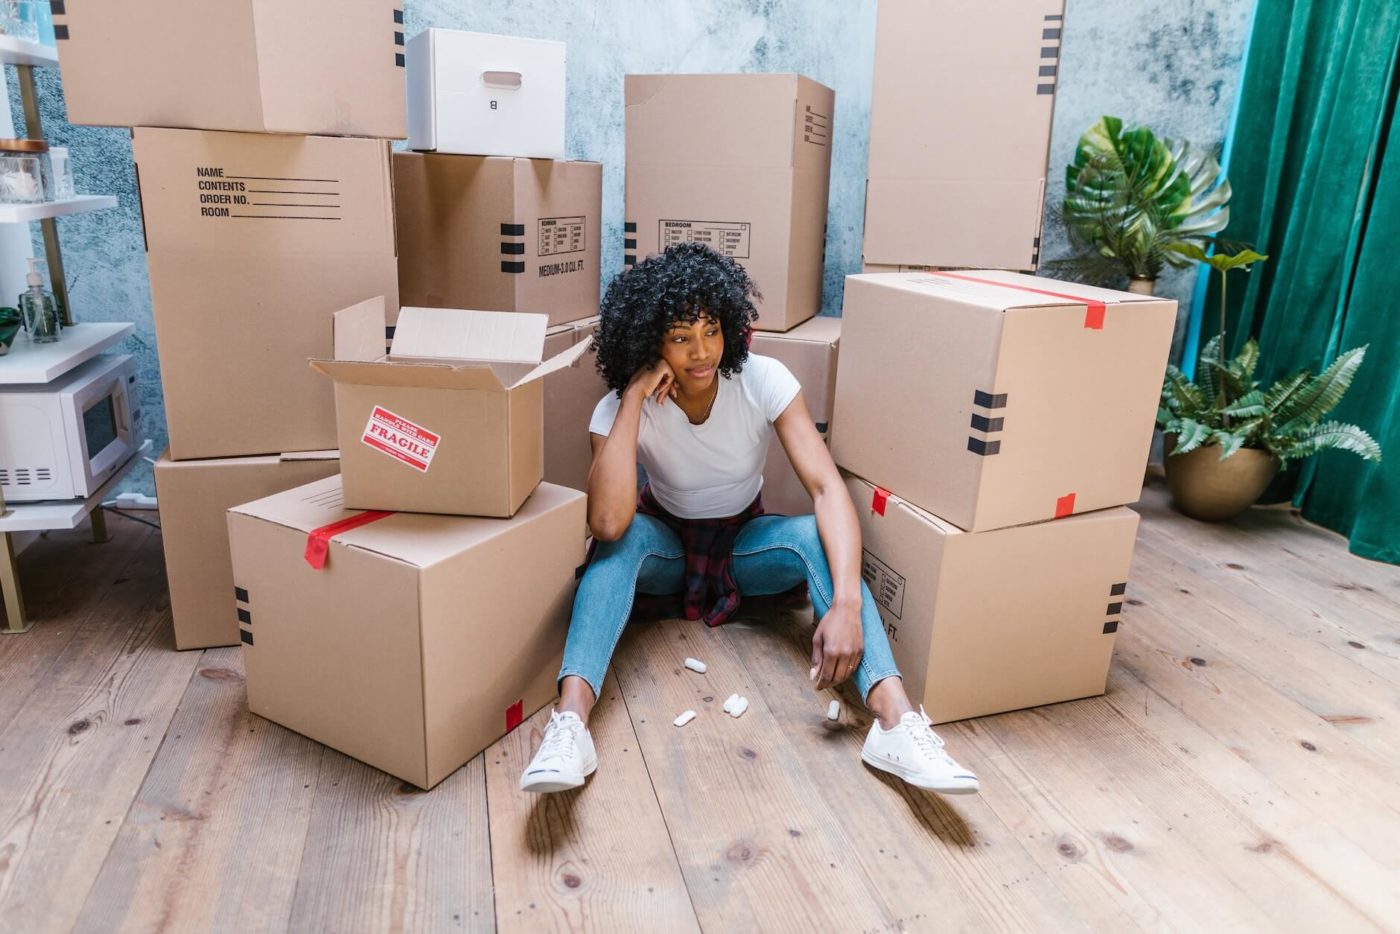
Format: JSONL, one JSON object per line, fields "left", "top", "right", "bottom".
{"left": 774, "top": 392, "right": 867, "bottom": 691}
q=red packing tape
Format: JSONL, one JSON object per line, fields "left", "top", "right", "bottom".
{"left": 304, "top": 510, "right": 395, "bottom": 570}
{"left": 505, "top": 699, "right": 524, "bottom": 731}
{"left": 936, "top": 271, "right": 1109, "bottom": 330}
{"left": 872, "top": 487, "right": 890, "bottom": 516}
{"left": 1055, "top": 493, "right": 1077, "bottom": 519}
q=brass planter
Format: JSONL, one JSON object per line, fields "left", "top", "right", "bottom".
{"left": 1163, "top": 436, "right": 1281, "bottom": 522}
{"left": 1127, "top": 277, "right": 1157, "bottom": 295}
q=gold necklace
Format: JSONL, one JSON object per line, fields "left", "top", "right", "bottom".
{"left": 684, "top": 378, "right": 719, "bottom": 425}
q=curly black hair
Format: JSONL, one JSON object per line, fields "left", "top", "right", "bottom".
{"left": 593, "top": 241, "right": 761, "bottom": 394}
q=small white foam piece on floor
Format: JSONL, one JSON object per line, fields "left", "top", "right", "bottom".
{"left": 673, "top": 709, "right": 696, "bottom": 727}
{"left": 683, "top": 657, "right": 707, "bottom": 673}
{"left": 724, "top": 695, "right": 749, "bottom": 718}
{"left": 826, "top": 699, "right": 840, "bottom": 721}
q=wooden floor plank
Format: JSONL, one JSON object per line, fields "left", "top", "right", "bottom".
{"left": 1101, "top": 646, "right": 1399, "bottom": 928}
{"left": 0, "top": 519, "right": 152, "bottom": 738}
{"left": 0, "top": 523, "right": 202, "bottom": 934}
{"left": 73, "top": 648, "right": 324, "bottom": 934}
{"left": 485, "top": 682, "right": 699, "bottom": 934}
{"left": 1113, "top": 579, "right": 1400, "bottom": 874}
{"left": 286, "top": 749, "right": 494, "bottom": 933}
{"left": 609, "top": 617, "right": 894, "bottom": 933}
{"left": 1130, "top": 539, "right": 1400, "bottom": 782}
{"left": 726, "top": 609, "right": 1107, "bottom": 933}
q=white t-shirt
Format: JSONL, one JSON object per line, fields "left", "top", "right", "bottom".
{"left": 589, "top": 354, "right": 802, "bottom": 519}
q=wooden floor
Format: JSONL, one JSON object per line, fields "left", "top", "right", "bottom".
{"left": 3, "top": 475, "right": 1399, "bottom": 933}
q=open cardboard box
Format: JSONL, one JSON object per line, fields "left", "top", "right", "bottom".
{"left": 312, "top": 299, "right": 592, "bottom": 517}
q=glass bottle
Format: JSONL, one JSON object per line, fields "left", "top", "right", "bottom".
{"left": 18, "top": 256, "right": 59, "bottom": 343}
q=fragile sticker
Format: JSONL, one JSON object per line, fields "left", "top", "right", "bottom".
{"left": 361, "top": 406, "right": 440, "bottom": 473}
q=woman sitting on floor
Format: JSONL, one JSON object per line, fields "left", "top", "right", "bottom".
{"left": 520, "top": 242, "right": 979, "bottom": 796}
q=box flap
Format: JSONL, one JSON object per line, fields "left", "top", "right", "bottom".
{"left": 229, "top": 474, "right": 585, "bottom": 568}
{"left": 506, "top": 335, "right": 593, "bottom": 388}
{"left": 768, "top": 314, "right": 842, "bottom": 346}
{"left": 853, "top": 270, "right": 1157, "bottom": 311}
{"left": 333, "top": 296, "right": 391, "bottom": 362}
{"left": 279, "top": 450, "right": 340, "bottom": 462}
{"left": 310, "top": 358, "right": 507, "bottom": 392}
{"left": 389, "top": 307, "right": 549, "bottom": 365}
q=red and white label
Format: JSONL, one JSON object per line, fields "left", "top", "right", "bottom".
{"left": 361, "top": 406, "right": 440, "bottom": 473}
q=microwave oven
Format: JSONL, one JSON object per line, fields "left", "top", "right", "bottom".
{"left": 0, "top": 353, "right": 142, "bottom": 502}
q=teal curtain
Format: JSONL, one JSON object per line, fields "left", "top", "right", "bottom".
{"left": 1214, "top": 0, "right": 1400, "bottom": 563}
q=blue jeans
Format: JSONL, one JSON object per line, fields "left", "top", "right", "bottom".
{"left": 558, "top": 513, "right": 902, "bottom": 703}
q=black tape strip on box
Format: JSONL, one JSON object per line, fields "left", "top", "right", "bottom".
{"left": 967, "top": 437, "right": 1001, "bottom": 456}
{"left": 973, "top": 389, "right": 1008, "bottom": 409}
{"left": 970, "top": 413, "right": 1004, "bottom": 433}
{"left": 501, "top": 222, "right": 525, "bottom": 236}
{"left": 1102, "top": 621, "right": 1119, "bottom": 635}
{"left": 237, "top": 608, "right": 251, "bottom": 625}
{"left": 501, "top": 241, "right": 526, "bottom": 255}
{"left": 501, "top": 260, "right": 526, "bottom": 274}
{"left": 240, "top": 630, "right": 254, "bottom": 645}
{"left": 234, "top": 586, "right": 249, "bottom": 603}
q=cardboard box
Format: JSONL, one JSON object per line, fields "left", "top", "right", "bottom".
{"left": 751, "top": 315, "right": 842, "bottom": 515}
{"left": 846, "top": 473, "right": 1138, "bottom": 723}
{"left": 863, "top": 0, "right": 1065, "bottom": 270}
{"left": 625, "top": 74, "right": 834, "bottom": 332}
{"left": 831, "top": 271, "right": 1176, "bottom": 532}
{"left": 394, "top": 154, "right": 601, "bottom": 327}
{"left": 542, "top": 317, "right": 607, "bottom": 492}
{"left": 407, "top": 28, "right": 566, "bottom": 158}
{"left": 153, "top": 449, "right": 339, "bottom": 650}
{"left": 312, "top": 300, "right": 592, "bottom": 517}
{"left": 134, "top": 128, "right": 399, "bottom": 460}
{"left": 227, "top": 475, "right": 586, "bottom": 789}
{"left": 54, "top": 0, "right": 405, "bottom": 136}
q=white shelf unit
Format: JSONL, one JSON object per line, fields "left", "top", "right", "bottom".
{"left": 0, "top": 195, "right": 119, "bottom": 224}
{"left": 0, "top": 41, "right": 139, "bottom": 635}
{"left": 0, "top": 322, "right": 133, "bottom": 384}
{"left": 0, "top": 34, "right": 59, "bottom": 68}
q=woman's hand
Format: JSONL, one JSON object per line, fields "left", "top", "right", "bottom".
{"left": 625, "top": 358, "right": 679, "bottom": 407}
{"left": 811, "top": 598, "right": 864, "bottom": 691}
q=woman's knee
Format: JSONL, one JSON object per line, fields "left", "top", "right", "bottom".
{"left": 592, "top": 513, "right": 674, "bottom": 563}
{"left": 786, "top": 514, "right": 823, "bottom": 556}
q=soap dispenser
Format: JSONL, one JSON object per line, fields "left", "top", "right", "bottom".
{"left": 18, "top": 256, "right": 59, "bottom": 343}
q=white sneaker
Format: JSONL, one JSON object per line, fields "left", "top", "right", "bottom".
{"left": 520, "top": 709, "right": 597, "bottom": 794}
{"left": 861, "top": 706, "right": 980, "bottom": 795}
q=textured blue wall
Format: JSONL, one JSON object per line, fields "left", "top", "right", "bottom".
{"left": 12, "top": 0, "right": 1254, "bottom": 495}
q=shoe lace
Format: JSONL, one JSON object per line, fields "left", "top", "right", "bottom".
{"left": 538, "top": 711, "right": 581, "bottom": 760}
{"left": 906, "top": 709, "right": 955, "bottom": 764}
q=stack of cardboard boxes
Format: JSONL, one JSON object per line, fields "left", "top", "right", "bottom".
{"left": 840, "top": 2, "right": 1180, "bottom": 722}
{"left": 396, "top": 28, "right": 609, "bottom": 495}
{"left": 624, "top": 73, "right": 843, "bottom": 512}
{"left": 51, "top": 3, "right": 1185, "bottom": 782}
{"left": 56, "top": 0, "right": 408, "bottom": 651}
{"left": 230, "top": 296, "right": 589, "bottom": 789}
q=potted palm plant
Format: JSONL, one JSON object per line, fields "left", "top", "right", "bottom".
{"left": 1055, "top": 116, "right": 1231, "bottom": 294}
{"left": 1156, "top": 246, "right": 1381, "bottom": 521}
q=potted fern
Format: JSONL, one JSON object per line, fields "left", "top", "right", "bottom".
{"left": 1157, "top": 246, "right": 1381, "bottom": 521}
{"left": 1055, "top": 116, "right": 1231, "bottom": 294}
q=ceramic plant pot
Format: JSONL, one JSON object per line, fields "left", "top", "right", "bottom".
{"left": 1127, "top": 277, "right": 1156, "bottom": 295}
{"left": 1164, "top": 435, "right": 1281, "bottom": 522}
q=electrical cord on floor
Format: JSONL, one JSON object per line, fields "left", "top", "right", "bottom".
{"left": 97, "top": 505, "right": 163, "bottom": 532}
